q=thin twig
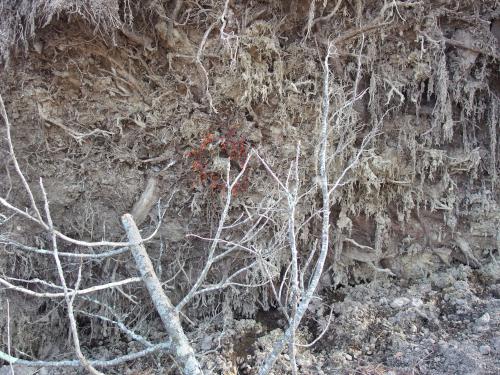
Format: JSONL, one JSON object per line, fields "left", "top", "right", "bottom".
{"left": 0, "top": 237, "right": 130, "bottom": 258}
{"left": 296, "top": 303, "right": 335, "bottom": 348}
{"left": 176, "top": 152, "right": 253, "bottom": 312}
{"left": 40, "top": 179, "right": 104, "bottom": 375}
{"left": 0, "top": 196, "right": 161, "bottom": 247}
{"left": 77, "top": 310, "right": 153, "bottom": 348}
{"left": 0, "top": 342, "right": 171, "bottom": 367}
{"left": 287, "top": 143, "right": 301, "bottom": 375}
{"left": 7, "top": 299, "right": 14, "bottom": 375}
{"left": 0, "top": 93, "right": 44, "bottom": 224}
{"left": 258, "top": 42, "right": 335, "bottom": 375}
{"left": 0, "top": 275, "right": 141, "bottom": 298}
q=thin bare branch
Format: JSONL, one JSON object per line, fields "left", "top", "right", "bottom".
{"left": 0, "top": 93, "right": 44, "bottom": 224}
{"left": 176, "top": 152, "right": 253, "bottom": 312}
{"left": 40, "top": 179, "right": 104, "bottom": 375}
{"left": 258, "top": 42, "right": 335, "bottom": 375}
{"left": 0, "top": 276, "right": 141, "bottom": 298}
{"left": 0, "top": 237, "right": 129, "bottom": 258}
{"left": 0, "top": 195, "right": 161, "bottom": 247}
{"left": 0, "top": 342, "right": 171, "bottom": 368}
{"left": 77, "top": 310, "right": 154, "bottom": 348}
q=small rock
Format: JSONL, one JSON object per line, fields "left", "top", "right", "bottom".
{"left": 450, "top": 340, "right": 460, "bottom": 348}
{"left": 351, "top": 349, "right": 362, "bottom": 359}
{"left": 390, "top": 297, "right": 410, "bottom": 308}
{"left": 344, "top": 353, "right": 353, "bottom": 361}
{"left": 239, "top": 363, "right": 252, "bottom": 374}
{"left": 411, "top": 298, "right": 424, "bottom": 307}
{"left": 476, "top": 313, "right": 490, "bottom": 325}
{"left": 200, "top": 336, "right": 213, "bottom": 351}
{"left": 33, "top": 41, "right": 44, "bottom": 54}
{"left": 438, "top": 340, "right": 448, "bottom": 350}
{"left": 298, "top": 357, "right": 312, "bottom": 367}
{"left": 479, "top": 345, "right": 491, "bottom": 355}
{"left": 473, "top": 324, "right": 490, "bottom": 333}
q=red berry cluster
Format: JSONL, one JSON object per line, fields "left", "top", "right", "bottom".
{"left": 187, "top": 127, "right": 250, "bottom": 195}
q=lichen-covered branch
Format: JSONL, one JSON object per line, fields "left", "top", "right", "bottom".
{"left": 121, "top": 213, "right": 203, "bottom": 375}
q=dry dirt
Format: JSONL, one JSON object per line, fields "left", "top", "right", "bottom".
{"left": 0, "top": 0, "right": 499, "bottom": 374}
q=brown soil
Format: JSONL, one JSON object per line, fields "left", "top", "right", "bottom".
{"left": 0, "top": 0, "right": 498, "bottom": 374}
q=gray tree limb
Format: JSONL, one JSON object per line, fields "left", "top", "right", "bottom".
{"left": 121, "top": 213, "right": 203, "bottom": 375}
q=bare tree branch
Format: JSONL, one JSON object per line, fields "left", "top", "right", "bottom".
{"left": 176, "top": 153, "right": 252, "bottom": 312}
{"left": 258, "top": 41, "right": 334, "bottom": 374}
{"left": 0, "top": 93, "right": 44, "bottom": 224}
{"left": 121, "top": 213, "right": 203, "bottom": 375}
{"left": 0, "top": 342, "right": 171, "bottom": 368}
{"left": 77, "top": 310, "right": 154, "bottom": 348}
{"left": 0, "top": 276, "right": 142, "bottom": 298}
{"left": 0, "top": 195, "right": 161, "bottom": 248}
{"left": 40, "top": 179, "right": 104, "bottom": 375}
{"left": 0, "top": 236, "right": 130, "bottom": 258}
